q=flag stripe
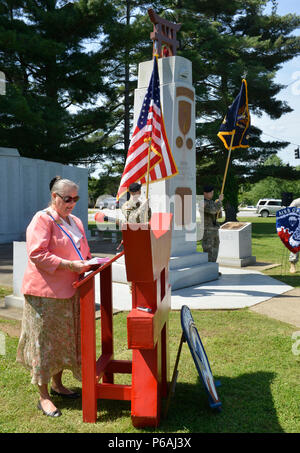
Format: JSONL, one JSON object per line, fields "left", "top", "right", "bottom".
{"left": 117, "top": 56, "right": 178, "bottom": 200}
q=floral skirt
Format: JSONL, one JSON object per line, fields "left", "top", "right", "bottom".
{"left": 16, "top": 294, "right": 82, "bottom": 385}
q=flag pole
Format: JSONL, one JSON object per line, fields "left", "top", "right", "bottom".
{"left": 144, "top": 137, "right": 152, "bottom": 199}
{"left": 143, "top": 137, "right": 152, "bottom": 223}
{"left": 217, "top": 132, "right": 235, "bottom": 219}
{"left": 220, "top": 131, "right": 235, "bottom": 196}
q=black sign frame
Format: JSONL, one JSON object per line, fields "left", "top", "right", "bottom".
{"left": 180, "top": 305, "right": 222, "bottom": 411}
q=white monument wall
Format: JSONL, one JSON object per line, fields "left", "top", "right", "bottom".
{"left": 0, "top": 147, "right": 89, "bottom": 244}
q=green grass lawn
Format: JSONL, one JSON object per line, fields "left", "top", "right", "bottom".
{"left": 245, "top": 216, "right": 300, "bottom": 287}
{"left": 0, "top": 310, "right": 299, "bottom": 433}
{"left": 198, "top": 216, "right": 300, "bottom": 287}
{"left": 1, "top": 216, "right": 300, "bottom": 433}
{"left": 0, "top": 287, "right": 12, "bottom": 299}
{"left": 197, "top": 216, "right": 280, "bottom": 262}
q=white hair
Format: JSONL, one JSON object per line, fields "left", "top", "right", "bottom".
{"left": 50, "top": 177, "right": 79, "bottom": 194}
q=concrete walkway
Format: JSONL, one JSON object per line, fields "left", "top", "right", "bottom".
{"left": 1, "top": 241, "right": 300, "bottom": 328}
{"left": 171, "top": 266, "right": 293, "bottom": 310}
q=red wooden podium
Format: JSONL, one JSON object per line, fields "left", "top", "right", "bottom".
{"left": 74, "top": 212, "right": 172, "bottom": 428}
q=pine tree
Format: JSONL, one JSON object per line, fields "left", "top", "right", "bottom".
{"left": 87, "top": 1, "right": 159, "bottom": 171}
{"left": 0, "top": 0, "right": 118, "bottom": 164}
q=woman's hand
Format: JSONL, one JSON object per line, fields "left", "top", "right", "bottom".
{"left": 59, "top": 259, "right": 91, "bottom": 274}
{"left": 69, "top": 260, "right": 91, "bottom": 274}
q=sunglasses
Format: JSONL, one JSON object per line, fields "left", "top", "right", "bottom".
{"left": 56, "top": 193, "right": 80, "bottom": 203}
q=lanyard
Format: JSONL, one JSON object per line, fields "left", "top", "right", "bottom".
{"left": 46, "top": 211, "right": 84, "bottom": 260}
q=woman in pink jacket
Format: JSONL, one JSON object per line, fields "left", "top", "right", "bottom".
{"left": 16, "top": 176, "right": 92, "bottom": 418}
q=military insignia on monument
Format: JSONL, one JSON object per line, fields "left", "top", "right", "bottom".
{"left": 276, "top": 207, "right": 300, "bottom": 253}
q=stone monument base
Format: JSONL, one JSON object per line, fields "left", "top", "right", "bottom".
{"left": 4, "top": 242, "right": 27, "bottom": 309}
{"left": 169, "top": 253, "right": 218, "bottom": 290}
{"left": 217, "top": 255, "right": 256, "bottom": 268}
{"left": 4, "top": 294, "right": 24, "bottom": 309}
{"left": 217, "top": 221, "right": 256, "bottom": 269}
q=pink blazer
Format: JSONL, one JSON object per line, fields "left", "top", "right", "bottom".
{"left": 21, "top": 208, "right": 92, "bottom": 299}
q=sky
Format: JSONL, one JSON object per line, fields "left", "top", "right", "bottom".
{"left": 254, "top": 0, "right": 300, "bottom": 166}
{"left": 90, "top": 0, "right": 300, "bottom": 178}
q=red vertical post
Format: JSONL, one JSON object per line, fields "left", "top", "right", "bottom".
{"left": 131, "top": 347, "right": 161, "bottom": 428}
{"left": 130, "top": 277, "right": 161, "bottom": 427}
{"left": 122, "top": 213, "right": 172, "bottom": 428}
{"left": 161, "top": 320, "right": 168, "bottom": 398}
{"left": 79, "top": 277, "right": 97, "bottom": 423}
{"left": 100, "top": 264, "right": 114, "bottom": 383}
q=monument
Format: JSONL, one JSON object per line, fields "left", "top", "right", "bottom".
{"left": 217, "top": 222, "right": 256, "bottom": 267}
{"left": 112, "top": 10, "right": 218, "bottom": 300}
{"left": 2, "top": 147, "right": 89, "bottom": 308}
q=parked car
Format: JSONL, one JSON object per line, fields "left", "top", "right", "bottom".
{"left": 95, "top": 196, "right": 116, "bottom": 210}
{"left": 239, "top": 205, "right": 256, "bottom": 211}
{"left": 256, "top": 199, "right": 284, "bottom": 217}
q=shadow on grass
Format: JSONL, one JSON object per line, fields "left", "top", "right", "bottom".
{"left": 159, "top": 371, "right": 282, "bottom": 433}
{"left": 265, "top": 274, "right": 300, "bottom": 287}
{"left": 52, "top": 392, "right": 132, "bottom": 423}
{"left": 251, "top": 221, "right": 277, "bottom": 237}
{"left": 60, "top": 371, "right": 282, "bottom": 433}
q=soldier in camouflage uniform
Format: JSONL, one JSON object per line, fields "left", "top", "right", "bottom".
{"left": 121, "top": 182, "right": 152, "bottom": 223}
{"left": 202, "top": 185, "right": 224, "bottom": 262}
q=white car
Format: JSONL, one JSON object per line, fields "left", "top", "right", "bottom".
{"left": 242, "top": 205, "right": 256, "bottom": 211}
{"left": 96, "top": 197, "right": 116, "bottom": 210}
{"left": 256, "top": 199, "right": 284, "bottom": 217}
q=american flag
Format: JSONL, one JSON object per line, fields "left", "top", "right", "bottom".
{"left": 117, "top": 56, "right": 178, "bottom": 200}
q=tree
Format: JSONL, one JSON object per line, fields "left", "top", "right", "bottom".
{"left": 239, "top": 156, "right": 300, "bottom": 205}
{"left": 88, "top": 161, "right": 125, "bottom": 203}
{"left": 0, "top": 0, "right": 119, "bottom": 164}
{"left": 1, "top": 0, "right": 300, "bottom": 214}
{"left": 86, "top": 1, "right": 161, "bottom": 170}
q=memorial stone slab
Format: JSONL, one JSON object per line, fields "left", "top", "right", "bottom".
{"left": 217, "top": 221, "right": 256, "bottom": 267}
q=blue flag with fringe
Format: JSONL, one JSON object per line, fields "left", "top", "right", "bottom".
{"left": 217, "top": 79, "right": 250, "bottom": 150}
